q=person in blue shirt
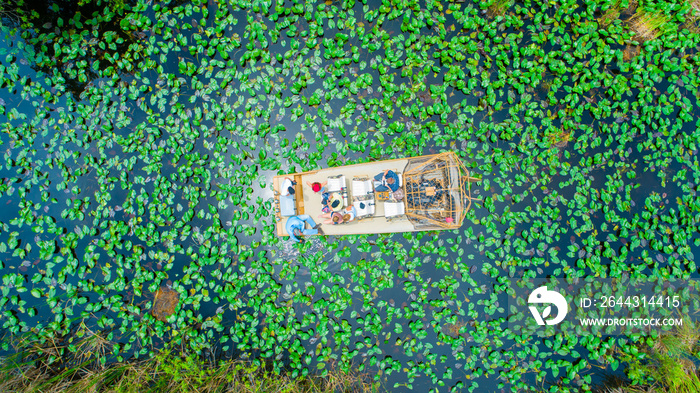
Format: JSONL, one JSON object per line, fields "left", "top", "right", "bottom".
{"left": 374, "top": 169, "right": 400, "bottom": 192}
{"left": 285, "top": 214, "right": 321, "bottom": 242}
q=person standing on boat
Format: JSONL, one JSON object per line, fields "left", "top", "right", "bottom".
{"left": 374, "top": 169, "right": 400, "bottom": 192}
{"left": 286, "top": 215, "right": 321, "bottom": 242}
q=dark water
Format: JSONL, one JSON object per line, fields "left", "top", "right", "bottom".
{"left": 1, "top": 0, "right": 699, "bottom": 391}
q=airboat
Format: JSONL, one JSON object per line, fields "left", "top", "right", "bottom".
{"left": 273, "top": 152, "right": 480, "bottom": 238}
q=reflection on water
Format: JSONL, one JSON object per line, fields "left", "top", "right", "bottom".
{"left": 272, "top": 234, "right": 329, "bottom": 263}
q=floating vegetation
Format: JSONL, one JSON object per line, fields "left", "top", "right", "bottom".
{"left": 628, "top": 10, "right": 673, "bottom": 42}
{"left": 440, "top": 319, "right": 472, "bottom": 339}
{"left": 484, "top": 0, "right": 513, "bottom": 18}
{"left": 599, "top": 2, "right": 624, "bottom": 28}
{"left": 0, "top": 0, "right": 699, "bottom": 390}
{"left": 152, "top": 286, "right": 179, "bottom": 322}
{"left": 622, "top": 44, "right": 641, "bottom": 62}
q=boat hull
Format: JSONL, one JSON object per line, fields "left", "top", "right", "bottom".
{"left": 273, "top": 153, "right": 477, "bottom": 238}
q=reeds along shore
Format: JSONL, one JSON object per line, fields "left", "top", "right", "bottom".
{"left": 0, "top": 334, "right": 378, "bottom": 393}
{"left": 603, "top": 317, "right": 700, "bottom": 393}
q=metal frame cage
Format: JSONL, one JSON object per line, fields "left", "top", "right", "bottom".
{"left": 402, "top": 152, "right": 479, "bottom": 229}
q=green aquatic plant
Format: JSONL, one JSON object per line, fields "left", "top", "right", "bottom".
{"left": 599, "top": 0, "right": 625, "bottom": 27}
{"left": 0, "top": 0, "right": 26, "bottom": 27}
{"left": 485, "top": 0, "right": 514, "bottom": 18}
{"left": 682, "top": 0, "right": 700, "bottom": 34}
{"left": 1, "top": 0, "right": 700, "bottom": 390}
{"left": 628, "top": 10, "right": 673, "bottom": 42}
{"left": 614, "top": 317, "right": 700, "bottom": 392}
{"left": 0, "top": 333, "right": 380, "bottom": 392}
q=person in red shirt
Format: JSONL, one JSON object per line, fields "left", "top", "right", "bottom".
{"left": 306, "top": 180, "right": 327, "bottom": 194}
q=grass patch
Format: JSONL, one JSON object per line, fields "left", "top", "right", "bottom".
{"left": 0, "top": 333, "right": 378, "bottom": 393}
{"left": 612, "top": 317, "right": 700, "bottom": 392}
{"left": 485, "top": 0, "right": 513, "bottom": 18}
{"left": 538, "top": 77, "right": 553, "bottom": 94}
{"left": 599, "top": 0, "right": 639, "bottom": 27}
{"left": 683, "top": 0, "right": 700, "bottom": 34}
{"left": 599, "top": 1, "right": 624, "bottom": 27}
{"left": 628, "top": 10, "right": 673, "bottom": 42}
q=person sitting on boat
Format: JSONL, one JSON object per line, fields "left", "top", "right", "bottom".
{"left": 321, "top": 192, "right": 331, "bottom": 213}
{"left": 285, "top": 214, "right": 321, "bottom": 242}
{"left": 281, "top": 177, "right": 296, "bottom": 196}
{"left": 306, "top": 180, "right": 327, "bottom": 194}
{"left": 373, "top": 169, "right": 400, "bottom": 192}
{"left": 322, "top": 192, "right": 343, "bottom": 214}
{"left": 325, "top": 212, "right": 344, "bottom": 225}
{"left": 342, "top": 205, "right": 357, "bottom": 222}
{"left": 319, "top": 205, "right": 356, "bottom": 225}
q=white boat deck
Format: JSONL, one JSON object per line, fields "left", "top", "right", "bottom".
{"left": 274, "top": 158, "right": 417, "bottom": 237}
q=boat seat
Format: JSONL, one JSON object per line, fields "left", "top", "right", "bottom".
{"left": 279, "top": 195, "right": 296, "bottom": 217}
{"left": 352, "top": 176, "right": 374, "bottom": 196}
{"left": 353, "top": 192, "right": 375, "bottom": 219}
{"left": 352, "top": 176, "right": 375, "bottom": 219}
{"left": 384, "top": 199, "right": 405, "bottom": 218}
{"left": 327, "top": 175, "right": 348, "bottom": 206}
{"left": 275, "top": 177, "right": 300, "bottom": 218}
